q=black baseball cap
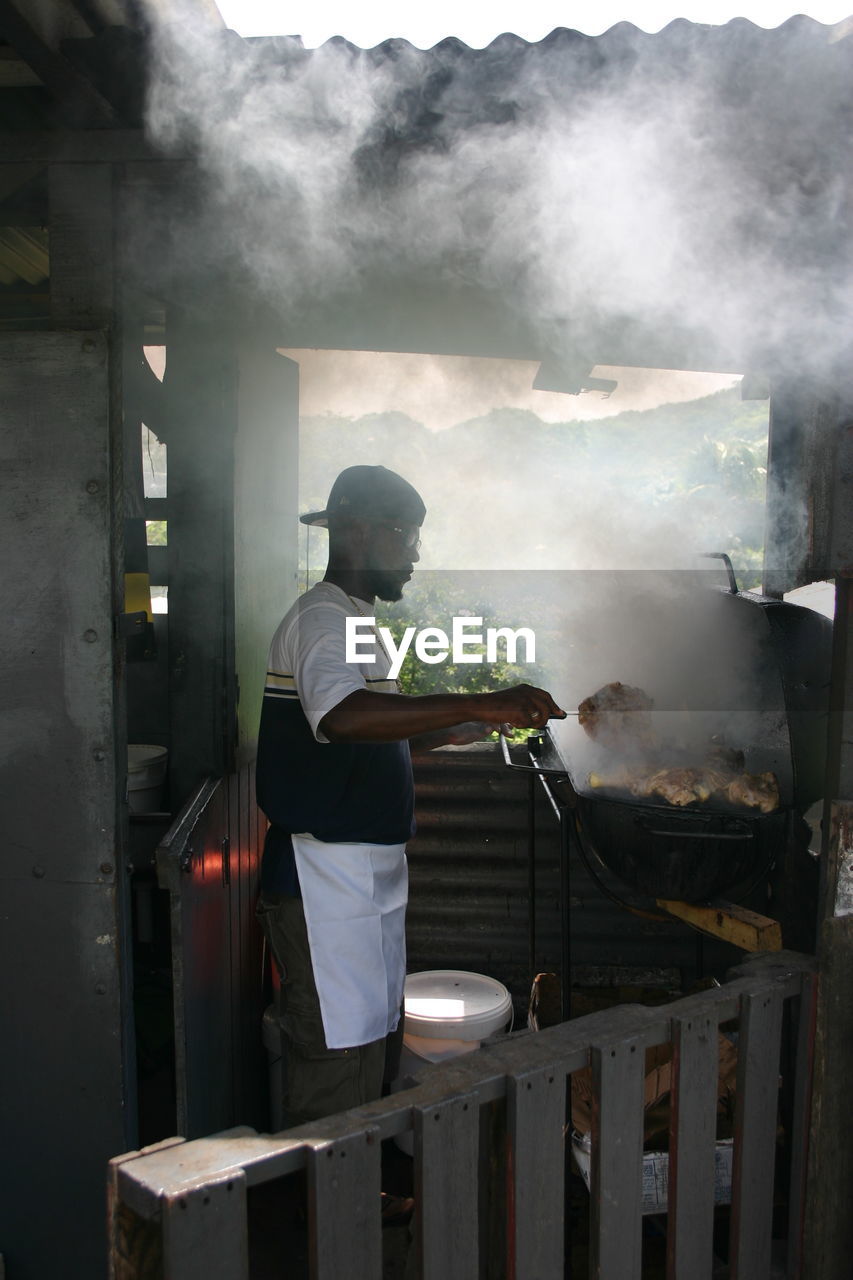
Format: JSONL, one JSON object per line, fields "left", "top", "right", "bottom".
{"left": 300, "top": 465, "right": 426, "bottom": 528}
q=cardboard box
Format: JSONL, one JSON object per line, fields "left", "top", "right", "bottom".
{"left": 571, "top": 1130, "right": 734, "bottom": 1215}
{"left": 569, "top": 1036, "right": 739, "bottom": 1144}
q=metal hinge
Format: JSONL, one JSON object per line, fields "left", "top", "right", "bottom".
{"left": 116, "top": 610, "right": 148, "bottom": 637}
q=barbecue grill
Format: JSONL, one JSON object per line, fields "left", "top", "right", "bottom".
{"left": 503, "top": 569, "right": 832, "bottom": 1016}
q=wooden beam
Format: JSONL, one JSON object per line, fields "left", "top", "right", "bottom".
{"left": 655, "top": 898, "right": 783, "bottom": 952}
{"left": 48, "top": 163, "right": 113, "bottom": 328}
{"left": 0, "top": 131, "right": 184, "bottom": 164}
{"left": 0, "top": 0, "right": 118, "bottom": 126}
{"left": 0, "top": 47, "right": 41, "bottom": 86}
{"left": 0, "top": 161, "right": 43, "bottom": 204}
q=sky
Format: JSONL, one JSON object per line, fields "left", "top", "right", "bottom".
{"left": 213, "top": 1, "right": 853, "bottom": 46}
{"left": 279, "top": 350, "right": 738, "bottom": 429}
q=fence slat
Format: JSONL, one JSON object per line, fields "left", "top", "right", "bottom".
{"left": 107, "top": 959, "right": 812, "bottom": 1280}
{"left": 786, "top": 972, "right": 818, "bottom": 1279}
{"left": 729, "top": 986, "right": 785, "bottom": 1280}
{"left": 413, "top": 1090, "right": 480, "bottom": 1280}
{"left": 162, "top": 1170, "right": 248, "bottom": 1280}
{"left": 306, "top": 1128, "right": 382, "bottom": 1280}
{"left": 507, "top": 1064, "right": 566, "bottom": 1280}
{"left": 590, "top": 1036, "right": 646, "bottom": 1280}
{"left": 667, "top": 1011, "right": 720, "bottom": 1280}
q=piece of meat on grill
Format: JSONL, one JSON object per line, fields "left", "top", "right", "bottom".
{"left": 588, "top": 766, "right": 648, "bottom": 794}
{"left": 578, "top": 681, "right": 655, "bottom": 752}
{"left": 646, "top": 767, "right": 714, "bottom": 807}
{"left": 588, "top": 764, "right": 780, "bottom": 812}
{"left": 726, "top": 771, "right": 780, "bottom": 814}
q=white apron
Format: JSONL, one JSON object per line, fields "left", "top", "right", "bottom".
{"left": 291, "top": 833, "right": 408, "bottom": 1049}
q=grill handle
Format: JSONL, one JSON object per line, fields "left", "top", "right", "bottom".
{"left": 498, "top": 731, "right": 569, "bottom": 777}
{"left": 703, "top": 550, "right": 739, "bottom": 594}
{"left": 634, "top": 812, "right": 754, "bottom": 841}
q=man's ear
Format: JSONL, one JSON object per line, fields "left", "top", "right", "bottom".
{"left": 330, "top": 515, "right": 365, "bottom": 555}
{"left": 349, "top": 517, "right": 371, "bottom": 550}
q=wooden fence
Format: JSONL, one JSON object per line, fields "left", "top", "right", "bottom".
{"left": 109, "top": 951, "right": 815, "bottom": 1280}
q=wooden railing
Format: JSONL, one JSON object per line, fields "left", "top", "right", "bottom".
{"left": 109, "top": 952, "right": 816, "bottom": 1280}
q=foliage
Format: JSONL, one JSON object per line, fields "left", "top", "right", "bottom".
{"left": 375, "top": 574, "right": 550, "bottom": 697}
{"left": 298, "top": 382, "right": 770, "bottom": 589}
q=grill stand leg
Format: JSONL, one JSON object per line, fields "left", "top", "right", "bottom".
{"left": 528, "top": 771, "right": 536, "bottom": 989}
{"left": 559, "top": 807, "right": 572, "bottom": 1022}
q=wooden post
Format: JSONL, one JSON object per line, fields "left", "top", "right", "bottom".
{"left": 162, "top": 308, "right": 239, "bottom": 803}
{"left": 803, "top": 395, "right": 853, "bottom": 1280}
{"left": 762, "top": 381, "right": 839, "bottom": 598}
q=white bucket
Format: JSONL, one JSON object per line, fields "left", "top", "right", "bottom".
{"left": 394, "top": 970, "right": 513, "bottom": 1154}
{"left": 127, "top": 744, "right": 168, "bottom": 814}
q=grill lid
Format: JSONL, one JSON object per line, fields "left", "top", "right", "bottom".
{"left": 547, "top": 587, "right": 831, "bottom": 812}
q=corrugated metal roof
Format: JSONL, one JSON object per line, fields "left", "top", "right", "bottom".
{"left": 244, "top": 13, "right": 853, "bottom": 51}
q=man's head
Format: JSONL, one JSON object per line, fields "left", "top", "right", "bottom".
{"left": 302, "top": 465, "right": 426, "bottom": 602}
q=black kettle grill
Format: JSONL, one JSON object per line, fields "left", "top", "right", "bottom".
{"left": 508, "top": 564, "right": 832, "bottom": 905}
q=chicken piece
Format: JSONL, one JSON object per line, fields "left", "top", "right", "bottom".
{"left": 726, "top": 771, "right": 780, "bottom": 814}
{"left": 646, "top": 768, "right": 710, "bottom": 807}
{"left": 587, "top": 763, "right": 780, "bottom": 813}
{"left": 590, "top": 766, "right": 704, "bottom": 803}
{"left": 697, "top": 768, "right": 735, "bottom": 797}
{"left": 578, "top": 681, "right": 655, "bottom": 752}
{"left": 584, "top": 752, "right": 778, "bottom": 814}
{"left": 588, "top": 768, "right": 649, "bottom": 793}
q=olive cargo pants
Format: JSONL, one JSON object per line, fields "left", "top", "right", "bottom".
{"left": 256, "top": 891, "right": 405, "bottom": 1129}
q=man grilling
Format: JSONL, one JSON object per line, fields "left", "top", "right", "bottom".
{"left": 256, "top": 464, "right": 564, "bottom": 1129}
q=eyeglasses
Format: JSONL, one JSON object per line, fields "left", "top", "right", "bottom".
{"left": 378, "top": 522, "right": 421, "bottom": 552}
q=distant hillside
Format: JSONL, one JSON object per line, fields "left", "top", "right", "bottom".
{"left": 299, "top": 386, "right": 769, "bottom": 574}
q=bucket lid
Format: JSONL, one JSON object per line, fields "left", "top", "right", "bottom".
{"left": 403, "top": 970, "right": 513, "bottom": 1041}
{"left": 128, "top": 744, "right": 168, "bottom": 773}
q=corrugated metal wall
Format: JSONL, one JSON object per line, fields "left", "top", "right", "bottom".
{"left": 0, "top": 331, "right": 129, "bottom": 1279}
{"left": 406, "top": 744, "right": 742, "bottom": 1018}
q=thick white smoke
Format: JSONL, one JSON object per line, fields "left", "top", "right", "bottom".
{"left": 138, "top": 7, "right": 841, "bottom": 735}
{"left": 142, "top": 11, "right": 853, "bottom": 375}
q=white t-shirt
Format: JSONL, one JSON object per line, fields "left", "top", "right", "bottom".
{"left": 266, "top": 581, "right": 397, "bottom": 741}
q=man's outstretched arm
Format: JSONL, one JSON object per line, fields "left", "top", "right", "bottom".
{"left": 319, "top": 684, "right": 566, "bottom": 743}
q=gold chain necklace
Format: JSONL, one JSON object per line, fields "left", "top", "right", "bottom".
{"left": 343, "top": 589, "right": 402, "bottom": 692}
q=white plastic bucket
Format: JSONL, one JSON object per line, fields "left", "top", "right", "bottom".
{"left": 127, "top": 744, "right": 168, "bottom": 814}
{"left": 394, "top": 970, "right": 513, "bottom": 1153}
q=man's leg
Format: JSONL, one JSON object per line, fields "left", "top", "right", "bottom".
{"left": 257, "top": 891, "right": 390, "bottom": 1127}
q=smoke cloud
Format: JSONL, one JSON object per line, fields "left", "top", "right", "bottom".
{"left": 142, "top": 10, "right": 853, "bottom": 375}
{"left": 138, "top": 6, "right": 839, "bottom": 747}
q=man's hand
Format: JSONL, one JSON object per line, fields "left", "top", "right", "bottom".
{"left": 472, "top": 684, "right": 566, "bottom": 731}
